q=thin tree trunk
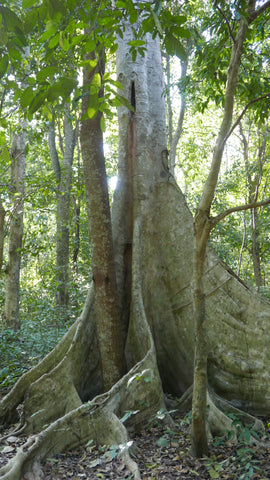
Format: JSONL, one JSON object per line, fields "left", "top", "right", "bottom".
{"left": 240, "top": 121, "right": 263, "bottom": 292}
{"left": 80, "top": 49, "right": 125, "bottom": 391}
{"left": 191, "top": 2, "right": 253, "bottom": 456}
{"left": 72, "top": 136, "right": 82, "bottom": 275}
{"left": 48, "top": 105, "right": 75, "bottom": 309}
{"left": 0, "top": 199, "right": 5, "bottom": 274}
{"left": 237, "top": 212, "right": 246, "bottom": 276}
{"left": 4, "top": 124, "right": 26, "bottom": 330}
{"left": 165, "top": 53, "right": 173, "bottom": 167}
{"left": 251, "top": 207, "right": 262, "bottom": 291}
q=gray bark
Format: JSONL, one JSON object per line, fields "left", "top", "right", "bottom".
{"left": 240, "top": 121, "right": 267, "bottom": 292}
{"left": 48, "top": 105, "right": 76, "bottom": 308}
{"left": 0, "top": 199, "right": 5, "bottom": 274}
{"left": 191, "top": 0, "right": 256, "bottom": 457}
{"left": 170, "top": 58, "right": 188, "bottom": 175}
{"left": 4, "top": 123, "right": 26, "bottom": 330}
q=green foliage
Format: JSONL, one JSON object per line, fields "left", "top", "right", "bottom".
{"left": 0, "top": 316, "right": 67, "bottom": 394}
{"left": 0, "top": 328, "right": 28, "bottom": 390}
{"left": 226, "top": 413, "right": 260, "bottom": 443}
{"left": 208, "top": 413, "right": 263, "bottom": 479}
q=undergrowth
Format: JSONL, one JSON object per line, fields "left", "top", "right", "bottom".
{"left": 0, "top": 307, "right": 73, "bottom": 396}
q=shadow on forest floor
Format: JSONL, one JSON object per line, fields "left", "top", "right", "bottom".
{"left": 1, "top": 408, "right": 270, "bottom": 479}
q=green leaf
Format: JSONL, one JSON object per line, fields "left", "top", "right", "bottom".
{"left": 115, "top": 0, "right": 126, "bottom": 8}
{"left": 49, "top": 0, "right": 66, "bottom": 16}
{"left": 99, "top": 16, "right": 115, "bottom": 27}
{"left": 152, "top": 10, "right": 163, "bottom": 35}
{"left": 142, "top": 16, "right": 155, "bottom": 33}
{"left": 24, "top": 8, "right": 38, "bottom": 33}
{"left": 209, "top": 468, "right": 220, "bottom": 479}
{"left": 91, "top": 72, "right": 101, "bottom": 88}
{"left": 0, "top": 6, "right": 24, "bottom": 33}
{"left": 42, "top": 104, "right": 53, "bottom": 121}
{"left": 47, "top": 77, "right": 77, "bottom": 102}
{"left": 85, "top": 38, "right": 96, "bottom": 53}
{"left": 2, "top": 146, "right": 11, "bottom": 164}
{"left": 81, "top": 57, "right": 97, "bottom": 69}
{"left": 106, "top": 78, "right": 123, "bottom": 90}
{"left": 110, "top": 42, "right": 118, "bottom": 54}
{"left": 14, "top": 27, "right": 28, "bottom": 46}
{"left": 29, "top": 89, "right": 48, "bottom": 114}
{"left": 128, "top": 40, "right": 145, "bottom": 47}
{"left": 8, "top": 47, "right": 22, "bottom": 62}
{"left": 22, "top": 0, "right": 37, "bottom": 8}
{"left": 156, "top": 435, "right": 168, "bottom": 447}
{"left": 36, "top": 66, "right": 58, "bottom": 83}
{"left": 48, "top": 33, "right": 59, "bottom": 48}
{"left": 164, "top": 33, "right": 187, "bottom": 60}
{"left": 174, "top": 14, "right": 187, "bottom": 25}
{"left": 59, "top": 32, "right": 70, "bottom": 51}
{"left": 116, "top": 94, "right": 134, "bottom": 111}
{"left": 87, "top": 93, "right": 99, "bottom": 118}
{"left": 71, "top": 33, "right": 85, "bottom": 46}
{"left": 129, "top": 8, "right": 138, "bottom": 24}
{"left": 20, "top": 86, "right": 35, "bottom": 108}
{"left": 171, "top": 26, "right": 191, "bottom": 39}
{"left": 0, "top": 54, "right": 9, "bottom": 78}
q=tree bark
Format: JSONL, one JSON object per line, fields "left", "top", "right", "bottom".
{"left": 80, "top": 50, "right": 125, "bottom": 391}
{"left": 170, "top": 59, "right": 188, "bottom": 175}
{"left": 4, "top": 123, "right": 26, "bottom": 330}
{"left": 191, "top": 0, "right": 257, "bottom": 457}
{"left": 240, "top": 121, "right": 266, "bottom": 292}
{"left": 48, "top": 105, "right": 76, "bottom": 309}
{"left": 71, "top": 137, "right": 82, "bottom": 275}
{"left": 0, "top": 199, "right": 5, "bottom": 274}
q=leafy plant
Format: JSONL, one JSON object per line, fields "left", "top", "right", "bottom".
{"left": 209, "top": 413, "right": 263, "bottom": 479}
{"left": 102, "top": 441, "right": 133, "bottom": 461}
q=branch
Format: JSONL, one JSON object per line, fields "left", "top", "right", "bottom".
{"left": 211, "top": 197, "right": 270, "bottom": 226}
{"left": 225, "top": 93, "right": 270, "bottom": 142}
{"left": 249, "top": 0, "right": 270, "bottom": 22}
{"left": 214, "top": 4, "right": 236, "bottom": 42}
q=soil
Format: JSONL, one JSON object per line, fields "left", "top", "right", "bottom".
{"left": 1, "top": 408, "right": 270, "bottom": 479}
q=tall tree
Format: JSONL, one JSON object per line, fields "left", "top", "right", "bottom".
{"left": 0, "top": 200, "right": 5, "bottom": 274}
{"left": 3, "top": 121, "right": 26, "bottom": 330}
{"left": 48, "top": 105, "right": 76, "bottom": 309}
{"left": 80, "top": 47, "right": 125, "bottom": 390}
{"left": 239, "top": 120, "right": 268, "bottom": 292}
{"left": 191, "top": 0, "right": 270, "bottom": 456}
{"left": 1, "top": 1, "right": 270, "bottom": 478}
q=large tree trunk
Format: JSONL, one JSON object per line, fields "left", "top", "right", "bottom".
{"left": 3, "top": 124, "right": 26, "bottom": 331}
{"left": 80, "top": 49, "right": 126, "bottom": 390}
{"left": 1, "top": 13, "right": 270, "bottom": 480}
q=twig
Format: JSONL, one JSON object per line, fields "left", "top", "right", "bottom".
{"left": 225, "top": 93, "right": 270, "bottom": 143}
{"left": 249, "top": 0, "right": 270, "bottom": 22}
{"left": 214, "top": 4, "right": 235, "bottom": 43}
{"left": 211, "top": 197, "right": 270, "bottom": 226}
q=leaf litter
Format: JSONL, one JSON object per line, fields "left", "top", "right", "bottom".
{"left": 1, "top": 409, "right": 270, "bottom": 479}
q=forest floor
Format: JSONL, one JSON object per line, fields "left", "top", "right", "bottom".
{"left": 1, "top": 407, "right": 270, "bottom": 479}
